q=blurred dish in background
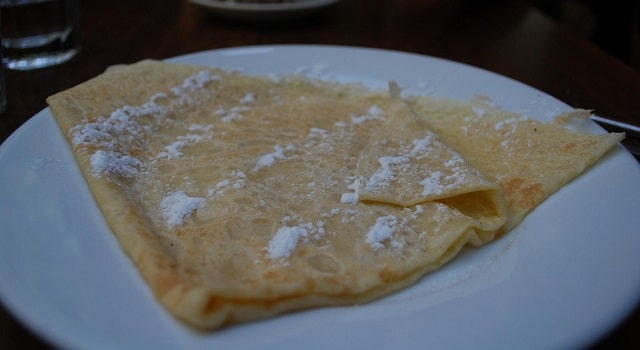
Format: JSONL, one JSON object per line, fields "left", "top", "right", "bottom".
{"left": 188, "top": 0, "right": 342, "bottom": 21}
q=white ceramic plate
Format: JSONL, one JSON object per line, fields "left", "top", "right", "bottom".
{"left": 1, "top": 45, "right": 639, "bottom": 350}
{"left": 188, "top": 0, "right": 341, "bottom": 21}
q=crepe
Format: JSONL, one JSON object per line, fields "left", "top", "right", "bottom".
{"left": 46, "top": 60, "right": 622, "bottom": 330}
{"left": 409, "top": 97, "right": 624, "bottom": 231}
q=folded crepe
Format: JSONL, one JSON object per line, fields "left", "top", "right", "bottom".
{"left": 46, "top": 60, "right": 622, "bottom": 330}
{"left": 409, "top": 97, "right": 624, "bottom": 231}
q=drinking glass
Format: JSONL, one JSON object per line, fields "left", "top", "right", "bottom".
{"left": 0, "top": 0, "right": 80, "bottom": 70}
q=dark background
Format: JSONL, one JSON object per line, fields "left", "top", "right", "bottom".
{"left": 532, "top": 0, "right": 640, "bottom": 69}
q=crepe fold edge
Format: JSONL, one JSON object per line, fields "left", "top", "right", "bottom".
{"left": 409, "top": 96, "right": 625, "bottom": 231}
{"left": 356, "top": 96, "right": 507, "bottom": 244}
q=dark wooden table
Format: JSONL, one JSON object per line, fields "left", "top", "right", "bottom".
{"left": 1, "top": 0, "right": 639, "bottom": 348}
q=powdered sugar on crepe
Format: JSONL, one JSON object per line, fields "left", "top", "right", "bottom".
{"left": 253, "top": 144, "right": 295, "bottom": 171}
{"left": 419, "top": 171, "right": 444, "bottom": 196}
{"left": 157, "top": 133, "right": 211, "bottom": 159}
{"left": 364, "top": 156, "right": 410, "bottom": 192}
{"left": 362, "top": 133, "right": 437, "bottom": 193}
{"left": 90, "top": 150, "right": 142, "bottom": 178}
{"left": 361, "top": 131, "right": 481, "bottom": 201}
{"left": 207, "top": 170, "right": 247, "bottom": 198}
{"left": 340, "top": 192, "right": 358, "bottom": 204}
{"left": 217, "top": 106, "right": 251, "bottom": 123}
{"left": 172, "top": 70, "right": 221, "bottom": 105}
{"left": 350, "top": 105, "right": 385, "bottom": 125}
{"left": 367, "top": 215, "right": 401, "bottom": 250}
{"left": 267, "top": 220, "right": 327, "bottom": 260}
{"left": 267, "top": 225, "right": 310, "bottom": 260}
{"left": 71, "top": 70, "right": 219, "bottom": 179}
{"left": 72, "top": 105, "right": 156, "bottom": 153}
{"left": 160, "top": 190, "right": 205, "bottom": 228}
